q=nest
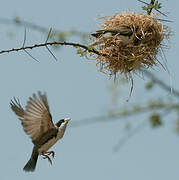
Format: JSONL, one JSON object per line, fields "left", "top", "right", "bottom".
{"left": 91, "top": 12, "right": 170, "bottom": 79}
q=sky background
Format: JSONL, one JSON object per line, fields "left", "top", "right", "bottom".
{"left": 0, "top": 0, "right": 179, "bottom": 179}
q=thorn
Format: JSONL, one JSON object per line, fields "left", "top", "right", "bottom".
{"left": 45, "top": 45, "right": 58, "bottom": 61}
{"left": 157, "top": 18, "right": 173, "bottom": 23}
{"left": 22, "top": 28, "right": 40, "bottom": 62}
{"left": 23, "top": 49, "right": 40, "bottom": 62}
{"left": 45, "top": 28, "right": 58, "bottom": 61}
{"left": 22, "top": 28, "right": 26, "bottom": 47}
{"left": 46, "top": 28, "right": 52, "bottom": 43}
{"left": 126, "top": 76, "right": 134, "bottom": 102}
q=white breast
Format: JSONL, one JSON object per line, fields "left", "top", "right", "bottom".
{"left": 38, "top": 123, "right": 67, "bottom": 154}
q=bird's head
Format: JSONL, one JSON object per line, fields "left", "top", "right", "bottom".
{"left": 64, "top": 118, "right": 71, "bottom": 123}
{"left": 56, "top": 118, "right": 71, "bottom": 127}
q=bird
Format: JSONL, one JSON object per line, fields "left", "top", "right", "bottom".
{"left": 90, "top": 25, "right": 134, "bottom": 46}
{"left": 10, "top": 91, "right": 71, "bottom": 172}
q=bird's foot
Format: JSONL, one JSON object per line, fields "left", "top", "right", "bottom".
{"left": 46, "top": 151, "right": 55, "bottom": 158}
{"left": 42, "top": 154, "right": 52, "bottom": 165}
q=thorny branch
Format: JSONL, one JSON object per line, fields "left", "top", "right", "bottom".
{"left": 0, "top": 37, "right": 176, "bottom": 103}
{"left": 0, "top": 41, "right": 101, "bottom": 56}
{"left": 0, "top": 38, "right": 177, "bottom": 102}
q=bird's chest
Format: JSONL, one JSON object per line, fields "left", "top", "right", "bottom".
{"left": 38, "top": 129, "right": 65, "bottom": 154}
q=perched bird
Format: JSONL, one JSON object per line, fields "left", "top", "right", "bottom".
{"left": 90, "top": 25, "right": 134, "bottom": 46}
{"left": 10, "top": 92, "right": 71, "bottom": 172}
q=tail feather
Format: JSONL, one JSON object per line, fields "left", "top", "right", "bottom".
{"left": 23, "top": 147, "right": 38, "bottom": 172}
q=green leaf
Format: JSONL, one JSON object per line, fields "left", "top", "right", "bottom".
{"left": 88, "top": 45, "right": 95, "bottom": 51}
{"left": 142, "top": 6, "right": 148, "bottom": 11}
{"left": 76, "top": 48, "right": 87, "bottom": 57}
{"left": 145, "top": 81, "right": 154, "bottom": 90}
{"left": 14, "top": 16, "right": 21, "bottom": 24}
{"left": 141, "top": 1, "right": 163, "bottom": 13}
{"left": 133, "top": 105, "right": 141, "bottom": 113}
{"left": 154, "top": 1, "right": 162, "bottom": 10}
{"left": 149, "top": 113, "right": 162, "bottom": 128}
{"left": 58, "top": 32, "right": 70, "bottom": 42}
{"left": 119, "top": 109, "right": 129, "bottom": 116}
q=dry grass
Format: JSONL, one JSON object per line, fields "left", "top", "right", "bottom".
{"left": 92, "top": 12, "right": 170, "bottom": 79}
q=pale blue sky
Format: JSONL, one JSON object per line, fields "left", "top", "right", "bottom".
{"left": 0, "top": 0, "right": 179, "bottom": 179}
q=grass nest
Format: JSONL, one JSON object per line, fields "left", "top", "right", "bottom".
{"left": 91, "top": 12, "right": 170, "bottom": 79}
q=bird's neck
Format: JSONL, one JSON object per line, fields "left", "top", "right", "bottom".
{"left": 55, "top": 122, "right": 68, "bottom": 139}
{"left": 59, "top": 122, "right": 68, "bottom": 131}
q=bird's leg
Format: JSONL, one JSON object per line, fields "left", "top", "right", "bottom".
{"left": 45, "top": 151, "right": 55, "bottom": 158}
{"left": 41, "top": 153, "right": 52, "bottom": 165}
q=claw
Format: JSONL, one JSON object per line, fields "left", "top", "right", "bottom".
{"left": 41, "top": 151, "right": 55, "bottom": 165}
{"left": 46, "top": 151, "right": 55, "bottom": 158}
{"left": 42, "top": 154, "right": 52, "bottom": 165}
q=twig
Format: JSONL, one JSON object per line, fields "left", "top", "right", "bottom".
{"left": 113, "top": 106, "right": 173, "bottom": 152}
{"left": 71, "top": 103, "right": 179, "bottom": 127}
{"left": 147, "top": 0, "right": 155, "bottom": 15}
{"left": 138, "top": 0, "right": 168, "bottom": 17}
{"left": 113, "top": 120, "right": 147, "bottom": 152}
{"left": 71, "top": 102, "right": 178, "bottom": 150}
{"left": 0, "top": 17, "right": 86, "bottom": 38}
{"left": 0, "top": 41, "right": 101, "bottom": 56}
{"left": 143, "top": 70, "right": 179, "bottom": 98}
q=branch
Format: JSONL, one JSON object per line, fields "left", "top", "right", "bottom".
{"left": 113, "top": 106, "right": 172, "bottom": 151}
{"left": 147, "top": 0, "right": 155, "bottom": 15}
{"left": 0, "top": 17, "right": 87, "bottom": 38}
{"left": 113, "top": 120, "right": 147, "bottom": 152}
{"left": 143, "top": 70, "right": 179, "bottom": 98}
{"left": 71, "top": 101, "right": 179, "bottom": 150}
{"left": 138, "top": 0, "right": 167, "bottom": 17}
{"left": 71, "top": 102, "right": 179, "bottom": 127}
{"left": 71, "top": 102, "right": 179, "bottom": 151}
{"left": 0, "top": 41, "right": 101, "bottom": 56}
{"left": 0, "top": 39, "right": 177, "bottom": 100}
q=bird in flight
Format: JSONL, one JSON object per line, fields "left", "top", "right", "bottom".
{"left": 10, "top": 91, "right": 71, "bottom": 172}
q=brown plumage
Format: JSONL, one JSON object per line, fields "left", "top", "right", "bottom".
{"left": 10, "top": 92, "right": 71, "bottom": 172}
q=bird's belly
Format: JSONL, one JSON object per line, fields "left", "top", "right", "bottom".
{"left": 38, "top": 137, "right": 58, "bottom": 154}
{"left": 38, "top": 131, "right": 64, "bottom": 154}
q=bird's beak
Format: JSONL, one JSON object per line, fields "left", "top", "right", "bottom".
{"left": 64, "top": 118, "right": 71, "bottom": 122}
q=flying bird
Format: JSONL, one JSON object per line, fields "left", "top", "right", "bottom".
{"left": 90, "top": 25, "right": 134, "bottom": 46}
{"left": 10, "top": 92, "right": 71, "bottom": 172}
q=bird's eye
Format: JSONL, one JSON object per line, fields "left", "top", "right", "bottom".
{"left": 61, "top": 119, "right": 65, "bottom": 123}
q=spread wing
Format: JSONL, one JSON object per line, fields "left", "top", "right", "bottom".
{"left": 10, "top": 92, "right": 55, "bottom": 142}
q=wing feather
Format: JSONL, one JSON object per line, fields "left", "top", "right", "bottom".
{"left": 10, "top": 92, "right": 55, "bottom": 142}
